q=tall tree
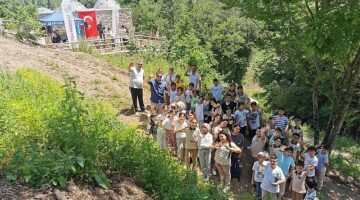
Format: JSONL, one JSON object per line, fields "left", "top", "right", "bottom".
{"left": 223, "top": 0, "right": 360, "bottom": 149}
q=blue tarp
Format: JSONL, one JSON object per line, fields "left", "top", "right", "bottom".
{"left": 39, "top": 10, "right": 84, "bottom": 38}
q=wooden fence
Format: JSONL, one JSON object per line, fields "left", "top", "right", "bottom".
{"left": 2, "top": 28, "right": 167, "bottom": 55}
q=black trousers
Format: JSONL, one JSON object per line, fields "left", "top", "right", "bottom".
{"left": 130, "top": 87, "right": 145, "bottom": 111}
{"left": 240, "top": 126, "right": 247, "bottom": 135}
{"left": 249, "top": 128, "right": 257, "bottom": 139}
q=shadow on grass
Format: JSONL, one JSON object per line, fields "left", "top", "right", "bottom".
{"left": 117, "top": 108, "right": 135, "bottom": 116}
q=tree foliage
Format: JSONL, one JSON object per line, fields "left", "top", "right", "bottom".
{"left": 0, "top": 0, "right": 43, "bottom": 41}
{"left": 130, "top": 0, "right": 264, "bottom": 84}
{"left": 224, "top": 0, "right": 360, "bottom": 148}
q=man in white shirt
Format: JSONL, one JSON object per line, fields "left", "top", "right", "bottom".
{"left": 184, "top": 64, "right": 201, "bottom": 91}
{"left": 129, "top": 60, "right": 145, "bottom": 112}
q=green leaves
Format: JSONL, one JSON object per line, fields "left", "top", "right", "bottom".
{"left": 76, "top": 154, "right": 85, "bottom": 168}
{"left": 94, "top": 172, "right": 111, "bottom": 190}
{"left": 0, "top": 69, "right": 227, "bottom": 199}
{"left": 0, "top": 0, "right": 43, "bottom": 41}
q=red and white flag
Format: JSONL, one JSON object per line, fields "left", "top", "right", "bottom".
{"left": 78, "top": 10, "right": 99, "bottom": 38}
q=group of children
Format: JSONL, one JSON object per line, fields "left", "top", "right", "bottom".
{"left": 144, "top": 68, "right": 329, "bottom": 200}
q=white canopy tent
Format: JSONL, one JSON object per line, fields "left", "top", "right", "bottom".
{"left": 38, "top": 7, "right": 54, "bottom": 20}
{"left": 94, "top": 0, "right": 121, "bottom": 9}
{"left": 66, "top": 0, "right": 87, "bottom": 11}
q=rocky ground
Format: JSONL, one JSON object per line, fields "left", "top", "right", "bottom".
{"left": 0, "top": 172, "right": 152, "bottom": 200}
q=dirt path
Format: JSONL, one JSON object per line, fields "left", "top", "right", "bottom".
{"left": 0, "top": 172, "right": 152, "bottom": 200}
{"left": 0, "top": 36, "right": 150, "bottom": 127}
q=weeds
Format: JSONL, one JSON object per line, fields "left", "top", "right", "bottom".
{"left": 0, "top": 69, "right": 227, "bottom": 199}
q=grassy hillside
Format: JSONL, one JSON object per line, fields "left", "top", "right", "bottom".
{"left": 0, "top": 69, "right": 227, "bottom": 200}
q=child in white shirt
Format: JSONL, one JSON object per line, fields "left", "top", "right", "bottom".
{"left": 194, "top": 96, "right": 204, "bottom": 126}
{"left": 169, "top": 82, "right": 178, "bottom": 104}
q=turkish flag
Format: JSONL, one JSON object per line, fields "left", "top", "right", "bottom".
{"left": 78, "top": 10, "right": 99, "bottom": 38}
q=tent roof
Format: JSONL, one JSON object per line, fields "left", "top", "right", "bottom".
{"left": 39, "top": 10, "right": 84, "bottom": 26}
{"left": 94, "top": 0, "right": 121, "bottom": 9}
{"left": 38, "top": 7, "right": 54, "bottom": 14}
{"left": 65, "top": 0, "right": 87, "bottom": 11}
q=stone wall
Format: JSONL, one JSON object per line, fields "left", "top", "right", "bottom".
{"left": 95, "top": 8, "right": 133, "bottom": 37}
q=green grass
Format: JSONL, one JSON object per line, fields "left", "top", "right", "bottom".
{"left": 0, "top": 69, "right": 228, "bottom": 199}
{"left": 330, "top": 137, "right": 360, "bottom": 180}
{"left": 237, "top": 192, "right": 256, "bottom": 200}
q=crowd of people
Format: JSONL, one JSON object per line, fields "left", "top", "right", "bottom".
{"left": 128, "top": 60, "right": 329, "bottom": 200}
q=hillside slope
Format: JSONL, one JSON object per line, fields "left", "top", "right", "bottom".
{"left": 0, "top": 37, "right": 359, "bottom": 200}
{"left": 0, "top": 36, "right": 149, "bottom": 126}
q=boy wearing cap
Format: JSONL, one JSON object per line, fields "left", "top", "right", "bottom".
{"left": 128, "top": 61, "right": 145, "bottom": 112}
{"left": 252, "top": 152, "right": 268, "bottom": 200}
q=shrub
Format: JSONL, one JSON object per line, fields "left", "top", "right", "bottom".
{"left": 0, "top": 69, "right": 227, "bottom": 199}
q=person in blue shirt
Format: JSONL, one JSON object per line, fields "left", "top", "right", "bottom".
{"left": 274, "top": 146, "right": 295, "bottom": 199}
{"left": 234, "top": 102, "right": 249, "bottom": 135}
{"left": 208, "top": 79, "right": 224, "bottom": 102}
{"left": 148, "top": 71, "right": 167, "bottom": 114}
{"left": 315, "top": 145, "right": 329, "bottom": 191}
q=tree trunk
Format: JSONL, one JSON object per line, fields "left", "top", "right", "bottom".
{"left": 312, "top": 75, "right": 320, "bottom": 146}
{"left": 322, "top": 47, "right": 360, "bottom": 150}
{"left": 313, "top": 57, "right": 321, "bottom": 146}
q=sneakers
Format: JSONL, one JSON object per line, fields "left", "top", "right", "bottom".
{"left": 223, "top": 186, "right": 230, "bottom": 193}
{"left": 212, "top": 169, "right": 217, "bottom": 176}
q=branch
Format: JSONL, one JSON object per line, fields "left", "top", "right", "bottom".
{"left": 304, "top": 0, "right": 315, "bottom": 21}
{"left": 300, "top": 5, "right": 313, "bottom": 21}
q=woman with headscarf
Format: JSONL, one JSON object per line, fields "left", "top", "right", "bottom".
{"left": 197, "top": 123, "right": 213, "bottom": 181}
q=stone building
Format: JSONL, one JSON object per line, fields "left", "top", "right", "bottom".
{"left": 93, "top": 0, "right": 134, "bottom": 38}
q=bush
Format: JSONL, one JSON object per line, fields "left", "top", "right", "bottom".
{"left": 0, "top": 69, "right": 227, "bottom": 199}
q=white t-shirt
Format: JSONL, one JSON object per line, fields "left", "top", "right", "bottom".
{"left": 162, "top": 117, "right": 173, "bottom": 130}
{"left": 187, "top": 72, "right": 201, "bottom": 89}
{"left": 304, "top": 153, "right": 318, "bottom": 177}
{"left": 194, "top": 103, "right": 204, "bottom": 121}
{"left": 261, "top": 165, "right": 285, "bottom": 193}
{"left": 252, "top": 161, "right": 268, "bottom": 182}
{"left": 289, "top": 142, "right": 301, "bottom": 161}
{"left": 169, "top": 90, "right": 177, "bottom": 104}
{"left": 161, "top": 73, "right": 176, "bottom": 85}
{"left": 129, "top": 67, "right": 144, "bottom": 88}
{"left": 175, "top": 121, "right": 188, "bottom": 138}
{"left": 185, "top": 89, "right": 192, "bottom": 103}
